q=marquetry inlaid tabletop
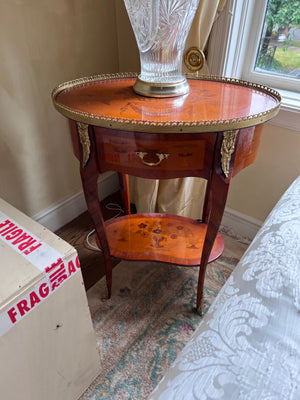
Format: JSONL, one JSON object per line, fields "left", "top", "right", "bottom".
{"left": 52, "top": 73, "right": 281, "bottom": 133}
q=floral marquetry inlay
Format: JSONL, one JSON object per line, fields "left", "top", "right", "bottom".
{"left": 100, "top": 213, "right": 224, "bottom": 267}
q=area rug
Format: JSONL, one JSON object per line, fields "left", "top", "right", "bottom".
{"left": 80, "top": 235, "right": 247, "bottom": 400}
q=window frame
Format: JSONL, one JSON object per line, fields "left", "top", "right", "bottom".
{"left": 208, "top": 0, "right": 300, "bottom": 131}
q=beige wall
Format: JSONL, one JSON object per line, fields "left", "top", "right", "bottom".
{"left": 114, "top": 0, "right": 140, "bottom": 72}
{"left": 1, "top": 1, "right": 299, "bottom": 226}
{"left": 227, "top": 123, "right": 300, "bottom": 221}
{"left": 0, "top": 0, "right": 119, "bottom": 216}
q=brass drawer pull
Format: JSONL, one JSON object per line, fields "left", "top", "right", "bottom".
{"left": 135, "top": 151, "right": 169, "bottom": 167}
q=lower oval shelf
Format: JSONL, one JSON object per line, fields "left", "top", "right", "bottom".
{"left": 97, "top": 213, "right": 224, "bottom": 266}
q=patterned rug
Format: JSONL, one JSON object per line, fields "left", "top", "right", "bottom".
{"left": 80, "top": 235, "right": 247, "bottom": 400}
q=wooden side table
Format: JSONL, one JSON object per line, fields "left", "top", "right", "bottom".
{"left": 52, "top": 73, "right": 280, "bottom": 314}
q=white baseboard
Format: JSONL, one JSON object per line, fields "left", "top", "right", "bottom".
{"left": 33, "top": 172, "right": 119, "bottom": 232}
{"left": 221, "top": 207, "right": 263, "bottom": 242}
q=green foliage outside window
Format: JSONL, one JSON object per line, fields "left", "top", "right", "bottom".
{"left": 255, "top": 0, "right": 300, "bottom": 76}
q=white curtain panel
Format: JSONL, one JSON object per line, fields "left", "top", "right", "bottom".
{"left": 134, "top": 0, "right": 227, "bottom": 219}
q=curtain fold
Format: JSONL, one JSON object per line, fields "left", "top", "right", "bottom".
{"left": 183, "top": 0, "right": 227, "bottom": 76}
{"left": 133, "top": 0, "right": 227, "bottom": 220}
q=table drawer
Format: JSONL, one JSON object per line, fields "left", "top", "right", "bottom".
{"left": 95, "top": 128, "right": 217, "bottom": 179}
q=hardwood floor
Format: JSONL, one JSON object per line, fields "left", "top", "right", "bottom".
{"left": 55, "top": 191, "right": 126, "bottom": 290}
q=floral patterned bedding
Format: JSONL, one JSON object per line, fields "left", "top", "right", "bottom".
{"left": 149, "top": 176, "right": 300, "bottom": 400}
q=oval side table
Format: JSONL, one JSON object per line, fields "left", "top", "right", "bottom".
{"left": 52, "top": 73, "right": 281, "bottom": 314}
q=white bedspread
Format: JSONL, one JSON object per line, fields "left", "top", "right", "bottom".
{"left": 149, "top": 176, "right": 300, "bottom": 400}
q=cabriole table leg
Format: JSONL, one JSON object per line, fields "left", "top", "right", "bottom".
{"left": 196, "top": 134, "right": 233, "bottom": 315}
{"left": 78, "top": 123, "right": 113, "bottom": 298}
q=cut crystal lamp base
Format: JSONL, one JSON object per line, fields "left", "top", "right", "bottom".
{"left": 133, "top": 76, "right": 190, "bottom": 98}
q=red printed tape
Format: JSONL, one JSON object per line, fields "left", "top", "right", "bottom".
{"left": 0, "top": 212, "right": 81, "bottom": 337}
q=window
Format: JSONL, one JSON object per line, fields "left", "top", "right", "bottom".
{"left": 254, "top": 0, "right": 300, "bottom": 81}
{"left": 208, "top": 0, "right": 300, "bottom": 130}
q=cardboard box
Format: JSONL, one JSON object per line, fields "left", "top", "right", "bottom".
{"left": 0, "top": 199, "right": 99, "bottom": 400}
